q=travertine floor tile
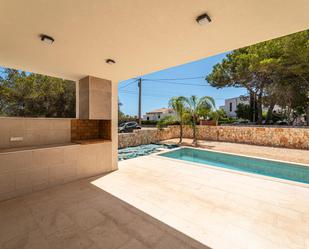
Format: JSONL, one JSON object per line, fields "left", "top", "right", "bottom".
{"left": 118, "top": 238, "right": 149, "bottom": 249}
{"left": 1, "top": 229, "right": 49, "bottom": 249}
{"left": 87, "top": 219, "right": 130, "bottom": 249}
{"left": 33, "top": 210, "right": 75, "bottom": 236}
{"left": 66, "top": 208, "right": 107, "bottom": 231}
{"left": 46, "top": 226, "right": 94, "bottom": 249}
{"left": 124, "top": 216, "right": 164, "bottom": 247}
{"left": 1, "top": 141, "right": 308, "bottom": 249}
{"left": 92, "top": 146, "right": 309, "bottom": 249}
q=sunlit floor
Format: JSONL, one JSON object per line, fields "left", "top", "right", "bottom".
{"left": 0, "top": 143, "right": 308, "bottom": 249}
{"left": 0, "top": 176, "right": 208, "bottom": 249}
{"left": 93, "top": 146, "right": 309, "bottom": 249}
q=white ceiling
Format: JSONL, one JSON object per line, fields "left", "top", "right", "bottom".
{"left": 0, "top": 0, "right": 309, "bottom": 82}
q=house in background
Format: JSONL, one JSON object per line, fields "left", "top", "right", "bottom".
{"left": 221, "top": 96, "right": 249, "bottom": 117}
{"left": 221, "top": 95, "right": 283, "bottom": 119}
{"left": 143, "top": 108, "right": 175, "bottom": 121}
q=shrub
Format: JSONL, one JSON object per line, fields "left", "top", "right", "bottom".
{"left": 141, "top": 120, "right": 158, "bottom": 125}
{"left": 156, "top": 116, "right": 179, "bottom": 129}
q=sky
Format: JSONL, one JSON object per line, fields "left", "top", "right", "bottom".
{"left": 0, "top": 50, "right": 247, "bottom": 117}
{"left": 118, "top": 51, "right": 247, "bottom": 116}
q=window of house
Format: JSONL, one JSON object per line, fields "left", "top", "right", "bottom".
{"left": 158, "top": 115, "right": 160, "bottom": 119}
{"left": 147, "top": 117, "right": 149, "bottom": 120}
{"left": 229, "top": 102, "right": 233, "bottom": 112}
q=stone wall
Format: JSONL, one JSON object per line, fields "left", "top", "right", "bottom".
{"left": 118, "top": 128, "right": 179, "bottom": 148}
{"left": 183, "top": 126, "right": 309, "bottom": 149}
{"left": 118, "top": 125, "right": 309, "bottom": 149}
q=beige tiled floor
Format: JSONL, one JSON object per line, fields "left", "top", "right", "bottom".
{"left": 93, "top": 143, "right": 309, "bottom": 249}
{"left": 1, "top": 142, "right": 309, "bottom": 249}
{"left": 0, "top": 176, "right": 209, "bottom": 249}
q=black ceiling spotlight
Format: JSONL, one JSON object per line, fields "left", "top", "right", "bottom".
{"left": 40, "top": 34, "right": 54, "bottom": 45}
{"left": 196, "top": 13, "right": 212, "bottom": 25}
{"left": 106, "top": 59, "right": 116, "bottom": 65}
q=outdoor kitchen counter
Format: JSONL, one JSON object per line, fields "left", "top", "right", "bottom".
{"left": 0, "top": 143, "right": 78, "bottom": 154}
{"left": 0, "top": 140, "right": 112, "bottom": 154}
{"left": 71, "top": 139, "right": 112, "bottom": 145}
{"left": 0, "top": 141, "right": 114, "bottom": 202}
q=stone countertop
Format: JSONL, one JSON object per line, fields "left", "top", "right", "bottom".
{"left": 0, "top": 143, "right": 78, "bottom": 154}
{"left": 71, "top": 139, "right": 112, "bottom": 145}
{"left": 0, "top": 139, "right": 112, "bottom": 154}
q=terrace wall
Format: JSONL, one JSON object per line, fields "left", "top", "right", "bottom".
{"left": 0, "top": 117, "right": 114, "bottom": 202}
{"left": 118, "top": 126, "right": 309, "bottom": 150}
{"left": 0, "top": 117, "right": 71, "bottom": 149}
{"left": 118, "top": 128, "right": 179, "bottom": 148}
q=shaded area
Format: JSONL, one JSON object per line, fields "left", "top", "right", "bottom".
{"left": 0, "top": 175, "right": 211, "bottom": 249}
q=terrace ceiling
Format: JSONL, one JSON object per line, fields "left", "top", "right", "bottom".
{"left": 0, "top": 0, "right": 309, "bottom": 82}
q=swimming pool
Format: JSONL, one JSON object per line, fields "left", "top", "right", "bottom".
{"left": 159, "top": 147, "right": 309, "bottom": 184}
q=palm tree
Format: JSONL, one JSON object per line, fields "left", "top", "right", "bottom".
{"left": 183, "top": 95, "right": 215, "bottom": 145}
{"left": 210, "top": 109, "right": 226, "bottom": 125}
{"left": 169, "top": 96, "right": 186, "bottom": 143}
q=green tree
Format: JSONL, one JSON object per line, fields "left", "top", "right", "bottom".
{"left": 206, "top": 30, "right": 309, "bottom": 125}
{"left": 156, "top": 115, "right": 177, "bottom": 130}
{"left": 206, "top": 45, "right": 280, "bottom": 124}
{"left": 183, "top": 95, "right": 215, "bottom": 145}
{"left": 235, "top": 103, "right": 251, "bottom": 120}
{"left": 168, "top": 96, "right": 186, "bottom": 143}
{"left": 273, "top": 30, "right": 309, "bottom": 125}
{"left": 209, "top": 108, "right": 227, "bottom": 125}
{"left": 0, "top": 68, "right": 75, "bottom": 117}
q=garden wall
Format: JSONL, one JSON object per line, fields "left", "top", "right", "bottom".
{"left": 118, "top": 128, "right": 179, "bottom": 148}
{"left": 183, "top": 126, "right": 309, "bottom": 149}
{"left": 118, "top": 126, "right": 309, "bottom": 149}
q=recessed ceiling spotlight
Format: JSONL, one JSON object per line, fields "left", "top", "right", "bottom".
{"left": 40, "top": 34, "right": 54, "bottom": 45}
{"left": 196, "top": 13, "right": 211, "bottom": 25}
{"left": 106, "top": 59, "right": 116, "bottom": 65}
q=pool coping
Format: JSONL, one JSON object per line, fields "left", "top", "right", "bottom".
{"left": 153, "top": 146, "right": 309, "bottom": 188}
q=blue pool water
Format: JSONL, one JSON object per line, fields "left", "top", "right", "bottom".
{"left": 159, "top": 148, "right": 309, "bottom": 184}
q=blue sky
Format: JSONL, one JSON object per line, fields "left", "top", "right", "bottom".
{"left": 118, "top": 51, "right": 247, "bottom": 116}
{"left": 0, "top": 51, "right": 247, "bottom": 117}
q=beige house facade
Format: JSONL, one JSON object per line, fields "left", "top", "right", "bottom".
{"left": 143, "top": 108, "right": 175, "bottom": 121}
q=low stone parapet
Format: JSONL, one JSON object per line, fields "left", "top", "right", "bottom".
{"left": 118, "top": 125, "right": 309, "bottom": 149}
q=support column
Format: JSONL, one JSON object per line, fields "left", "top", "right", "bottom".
{"left": 306, "top": 105, "right": 309, "bottom": 126}
{"left": 75, "top": 81, "right": 79, "bottom": 118}
{"left": 111, "top": 81, "right": 118, "bottom": 170}
{"left": 76, "top": 75, "right": 118, "bottom": 171}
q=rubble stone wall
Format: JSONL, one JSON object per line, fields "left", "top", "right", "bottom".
{"left": 118, "top": 126, "right": 309, "bottom": 149}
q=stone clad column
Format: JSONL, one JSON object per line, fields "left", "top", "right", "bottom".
{"left": 75, "top": 81, "right": 79, "bottom": 118}
{"left": 111, "top": 81, "right": 118, "bottom": 170}
{"left": 78, "top": 76, "right": 111, "bottom": 120}
{"left": 77, "top": 75, "right": 118, "bottom": 170}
